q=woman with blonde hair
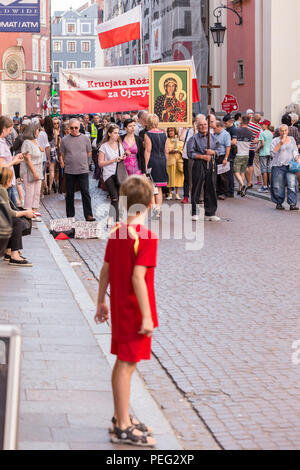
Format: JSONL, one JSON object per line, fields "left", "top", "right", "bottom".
{"left": 144, "top": 114, "right": 169, "bottom": 219}
{"left": 166, "top": 127, "right": 184, "bottom": 200}
{"left": 0, "top": 167, "right": 36, "bottom": 266}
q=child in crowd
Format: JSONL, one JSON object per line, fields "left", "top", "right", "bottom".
{"left": 95, "top": 175, "right": 158, "bottom": 447}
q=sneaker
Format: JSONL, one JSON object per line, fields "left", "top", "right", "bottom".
{"left": 181, "top": 197, "right": 189, "bottom": 204}
{"left": 9, "top": 258, "right": 33, "bottom": 267}
{"left": 34, "top": 212, "right": 42, "bottom": 217}
{"left": 166, "top": 194, "right": 172, "bottom": 200}
{"left": 175, "top": 194, "right": 182, "bottom": 200}
{"left": 205, "top": 215, "right": 221, "bottom": 222}
{"left": 276, "top": 204, "right": 285, "bottom": 210}
{"left": 258, "top": 187, "right": 269, "bottom": 193}
{"left": 192, "top": 215, "right": 199, "bottom": 221}
{"left": 290, "top": 205, "right": 300, "bottom": 211}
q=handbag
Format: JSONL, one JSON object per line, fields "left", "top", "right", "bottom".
{"left": 289, "top": 157, "right": 300, "bottom": 174}
{"left": 115, "top": 143, "right": 128, "bottom": 186}
{"left": 0, "top": 195, "right": 12, "bottom": 257}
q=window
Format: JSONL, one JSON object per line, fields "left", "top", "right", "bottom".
{"left": 40, "top": 0, "right": 47, "bottom": 26}
{"left": 67, "top": 62, "right": 77, "bottom": 69}
{"left": 81, "top": 23, "right": 91, "bottom": 34}
{"left": 53, "top": 41, "right": 62, "bottom": 52}
{"left": 41, "top": 40, "right": 47, "bottom": 72}
{"left": 32, "top": 38, "right": 39, "bottom": 71}
{"left": 53, "top": 61, "right": 63, "bottom": 73}
{"left": 67, "top": 41, "right": 76, "bottom": 53}
{"left": 81, "top": 41, "right": 90, "bottom": 53}
{"left": 81, "top": 61, "right": 91, "bottom": 68}
{"left": 67, "top": 23, "right": 76, "bottom": 33}
{"left": 237, "top": 60, "right": 244, "bottom": 85}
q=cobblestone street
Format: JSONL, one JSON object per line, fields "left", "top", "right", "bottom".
{"left": 41, "top": 177, "right": 300, "bottom": 450}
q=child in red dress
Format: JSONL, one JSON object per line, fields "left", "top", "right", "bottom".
{"left": 95, "top": 176, "right": 158, "bottom": 447}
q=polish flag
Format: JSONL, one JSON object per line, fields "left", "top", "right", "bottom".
{"left": 192, "top": 57, "right": 200, "bottom": 103}
{"left": 97, "top": 6, "right": 142, "bottom": 50}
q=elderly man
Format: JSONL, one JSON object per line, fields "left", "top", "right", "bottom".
{"left": 60, "top": 118, "right": 95, "bottom": 222}
{"left": 187, "top": 118, "right": 221, "bottom": 222}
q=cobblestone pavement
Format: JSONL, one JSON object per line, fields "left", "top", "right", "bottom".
{"left": 42, "top": 176, "right": 300, "bottom": 450}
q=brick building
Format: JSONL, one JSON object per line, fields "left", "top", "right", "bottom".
{"left": 0, "top": 0, "right": 51, "bottom": 117}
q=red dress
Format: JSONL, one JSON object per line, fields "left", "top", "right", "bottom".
{"left": 104, "top": 223, "right": 158, "bottom": 363}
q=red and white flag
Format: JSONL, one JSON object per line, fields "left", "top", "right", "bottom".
{"left": 97, "top": 6, "right": 142, "bottom": 49}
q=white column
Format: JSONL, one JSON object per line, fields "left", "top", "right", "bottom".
{"left": 209, "top": 0, "right": 227, "bottom": 111}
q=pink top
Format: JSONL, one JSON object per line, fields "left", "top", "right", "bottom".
{"left": 123, "top": 140, "right": 141, "bottom": 176}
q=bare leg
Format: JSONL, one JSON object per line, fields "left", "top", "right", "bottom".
{"left": 234, "top": 172, "right": 244, "bottom": 188}
{"left": 245, "top": 166, "right": 254, "bottom": 186}
{"left": 154, "top": 188, "right": 163, "bottom": 213}
{"left": 112, "top": 360, "right": 136, "bottom": 430}
{"left": 49, "top": 162, "right": 56, "bottom": 194}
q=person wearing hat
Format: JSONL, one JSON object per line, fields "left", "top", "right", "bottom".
{"left": 257, "top": 120, "right": 274, "bottom": 193}
{"left": 51, "top": 105, "right": 60, "bottom": 119}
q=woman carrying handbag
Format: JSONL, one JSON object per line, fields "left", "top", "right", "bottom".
{"left": 98, "top": 124, "right": 126, "bottom": 228}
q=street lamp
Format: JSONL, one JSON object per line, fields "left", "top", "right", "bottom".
{"left": 210, "top": 3, "right": 242, "bottom": 47}
{"left": 35, "top": 86, "right": 41, "bottom": 98}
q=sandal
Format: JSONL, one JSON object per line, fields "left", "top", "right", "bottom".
{"left": 109, "top": 416, "right": 153, "bottom": 435}
{"left": 111, "top": 425, "right": 156, "bottom": 447}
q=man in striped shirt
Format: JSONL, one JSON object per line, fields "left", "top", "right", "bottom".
{"left": 246, "top": 113, "right": 263, "bottom": 189}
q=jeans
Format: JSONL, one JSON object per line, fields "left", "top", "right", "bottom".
{"left": 105, "top": 175, "right": 119, "bottom": 222}
{"left": 271, "top": 165, "right": 298, "bottom": 206}
{"left": 7, "top": 186, "right": 18, "bottom": 207}
{"left": 65, "top": 173, "right": 93, "bottom": 220}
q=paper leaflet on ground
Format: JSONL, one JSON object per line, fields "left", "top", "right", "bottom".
{"left": 49, "top": 219, "right": 102, "bottom": 240}
{"left": 59, "top": 59, "right": 199, "bottom": 114}
{"left": 217, "top": 163, "right": 230, "bottom": 175}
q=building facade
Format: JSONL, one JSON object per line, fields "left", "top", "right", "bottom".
{"left": 51, "top": 1, "right": 104, "bottom": 107}
{"left": 0, "top": 0, "right": 51, "bottom": 117}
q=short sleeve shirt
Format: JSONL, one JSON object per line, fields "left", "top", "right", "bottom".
{"left": 60, "top": 134, "right": 92, "bottom": 175}
{"left": 104, "top": 223, "right": 158, "bottom": 343}
{"left": 99, "top": 142, "right": 124, "bottom": 182}
{"left": 21, "top": 140, "right": 43, "bottom": 180}
{"left": 37, "top": 131, "right": 50, "bottom": 163}
{"left": 259, "top": 130, "right": 274, "bottom": 157}
{"left": 0, "top": 138, "right": 15, "bottom": 185}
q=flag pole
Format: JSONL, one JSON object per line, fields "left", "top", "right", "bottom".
{"left": 139, "top": 4, "right": 143, "bottom": 65}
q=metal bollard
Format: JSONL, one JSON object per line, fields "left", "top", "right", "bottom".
{"left": 0, "top": 326, "right": 22, "bottom": 451}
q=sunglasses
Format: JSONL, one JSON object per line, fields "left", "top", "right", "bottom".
{"left": 70, "top": 127, "right": 79, "bottom": 130}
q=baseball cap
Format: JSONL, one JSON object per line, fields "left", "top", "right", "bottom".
{"left": 246, "top": 109, "right": 254, "bottom": 115}
{"left": 223, "top": 114, "right": 233, "bottom": 123}
{"left": 260, "top": 120, "right": 271, "bottom": 127}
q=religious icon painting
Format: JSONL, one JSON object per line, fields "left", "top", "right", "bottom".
{"left": 149, "top": 65, "right": 193, "bottom": 128}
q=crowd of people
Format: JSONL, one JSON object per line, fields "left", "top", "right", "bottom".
{"left": 1, "top": 107, "right": 300, "bottom": 267}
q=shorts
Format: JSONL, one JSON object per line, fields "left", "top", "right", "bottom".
{"left": 260, "top": 156, "right": 273, "bottom": 174}
{"left": 111, "top": 336, "right": 152, "bottom": 363}
{"left": 248, "top": 150, "right": 255, "bottom": 167}
{"left": 234, "top": 155, "right": 249, "bottom": 174}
